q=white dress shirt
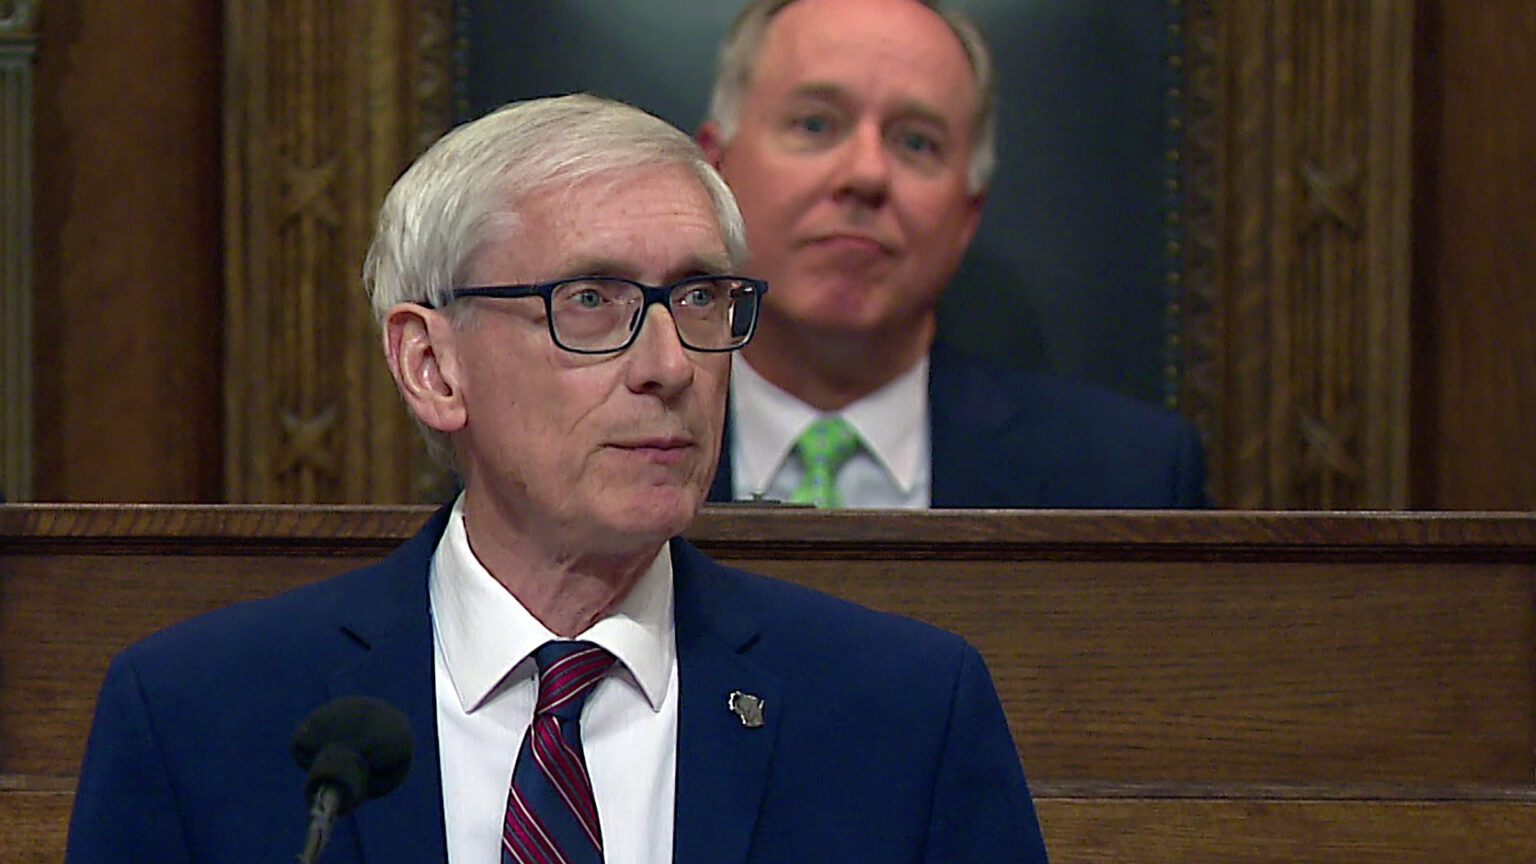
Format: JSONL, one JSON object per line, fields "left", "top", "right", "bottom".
{"left": 430, "top": 495, "right": 677, "bottom": 864}
{"left": 729, "top": 355, "right": 931, "bottom": 508}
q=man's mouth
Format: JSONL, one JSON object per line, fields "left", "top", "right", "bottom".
{"left": 803, "top": 232, "right": 894, "bottom": 256}
{"left": 608, "top": 437, "right": 695, "bottom": 465}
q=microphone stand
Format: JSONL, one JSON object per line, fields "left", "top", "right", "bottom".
{"left": 297, "top": 784, "right": 343, "bottom": 864}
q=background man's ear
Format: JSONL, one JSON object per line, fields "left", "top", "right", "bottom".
{"left": 383, "top": 304, "right": 468, "bottom": 434}
{"left": 696, "top": 121, "right": 726, "bottom": 170}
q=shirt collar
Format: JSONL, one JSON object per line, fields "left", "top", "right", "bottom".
{"left": 730, "top": 354, "right": 929, "bottom": 496}
{"left": 429, "top": 494, "right": 675, "bottom": 714}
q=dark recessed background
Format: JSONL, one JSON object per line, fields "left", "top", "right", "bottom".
{"left": 458, "top": 0, "right": 1181, "bottom": 406}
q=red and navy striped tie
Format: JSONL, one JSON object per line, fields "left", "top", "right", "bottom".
{"left": 503, "top": 641, "right": 615, "bottom": 864}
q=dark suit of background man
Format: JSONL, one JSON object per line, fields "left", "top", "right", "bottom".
{"left": 699, "top": 0, "right": 1209, "bottom": 509}
{"left": 67, "top": 94, "right": 1050, "bottom": 863}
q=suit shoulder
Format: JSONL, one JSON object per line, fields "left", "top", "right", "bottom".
{"left": 120, "top": 553, "right": 417, "bottom": 686}
{"left": 124, "top": 510, "right": 443, "bottom": 671}
{"left": 672, "top": 539, "right": 973, "bottom": 666}
{"left": 938, "top": 346, "right": 1189, "bottom": 431}
{"left": 928, "top": 344, "right": 1209, "bottom": 507}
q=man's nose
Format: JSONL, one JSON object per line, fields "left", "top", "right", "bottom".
{"left": 624, "top": 303, "right": 695, "bottom": 396}
{"left": 832, "top": 122, "right": 892, "bottom": 206}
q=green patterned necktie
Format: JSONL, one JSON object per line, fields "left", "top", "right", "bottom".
{"left": 790, "top": 416, "right": 861, "bottom": 508}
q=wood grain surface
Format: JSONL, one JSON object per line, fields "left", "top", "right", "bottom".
{"left": 4, "top": 505, "right": 1535, "bottom": 861}
{"left": 4, "top": 505, "right": 1534, "bottom": 781}
{"left": 6, "top": 781, "right": 1535, "bottom": 864}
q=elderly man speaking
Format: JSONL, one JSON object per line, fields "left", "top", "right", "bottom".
{"left": 66, "top": 94, "right": 1048, "bottom": 864}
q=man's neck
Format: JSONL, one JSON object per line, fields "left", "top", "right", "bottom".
{"left": 741, "top": 320, "right": 935, "bottom": 411}
{"left": 460, "top": 496, "right": 662, "bottom": 637}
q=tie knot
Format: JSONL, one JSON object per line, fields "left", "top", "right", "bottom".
{"left": 796, "top": 416, "right": 861, "bottom": 467}
{"left": 532, "top": 641, "right": 615, "bottom": 720}
{"left": 791, "top": 416, "right": 861, "bottom": 508}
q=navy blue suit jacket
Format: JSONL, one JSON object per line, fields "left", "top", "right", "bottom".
{"left": 67, "top": 506, "right": 1048, "bottom": 863}
{"left": 709, "top": 344, "right": 1209, "bottom": 508}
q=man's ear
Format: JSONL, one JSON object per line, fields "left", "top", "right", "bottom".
{"left": 696, "top": 120, "right": 727, "bottom": 170}
{"left": 383, "top": 303, "right": 468, "bottom": 434}
{"left": 960, "top": 187, "right": 987, "bottom": 249}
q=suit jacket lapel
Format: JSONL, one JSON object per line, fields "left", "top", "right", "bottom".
{"left": 721, "top": 344, "right": 1055, "bottom": 507}
{"left": 302, "top": 513, "right": 779, "bottom": 864}
{"left": 670, "top": 539, "right": 782, "bottom": 864}
{"left": 326, "top": 507, "right": 451, "bottom": 864}
{"left": 708, "top": 393, "right": 737, "bottom": 503}
{"left": 929, "top": 343, "right": 1049, "bottom": 507}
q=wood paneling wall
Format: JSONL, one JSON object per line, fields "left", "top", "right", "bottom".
{"left": 18, "top": 0, "right": 1536, "bottom": 508}
{"left": 1184, "top": 0, "right": 1415, "bottom": 508}
{"left": 5, "top": 506, "right": 1536, "bottom": 861}
{"left": 30, "top": 0, "right": 224, "bottom": 502}
{"left": 1411, "top": 0, "right": 1536, "bottom": 509}
{"left": 222, "top": 0, "right": 452, "bottom": 504}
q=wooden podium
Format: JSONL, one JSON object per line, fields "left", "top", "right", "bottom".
{"left": 4, "top": 505, "right": 1535, "bottom": 862}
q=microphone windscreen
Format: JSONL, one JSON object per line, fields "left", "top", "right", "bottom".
{"left": 291, "top": 695, "right": 414, "bottom": 811}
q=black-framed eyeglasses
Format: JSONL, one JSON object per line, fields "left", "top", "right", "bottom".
{"left": 432, "top": 275, "right": 768, "bottom": 354}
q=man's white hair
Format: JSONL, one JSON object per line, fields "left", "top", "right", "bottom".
{"left": 362, "top": 93, "right": 748, "bottom": 466}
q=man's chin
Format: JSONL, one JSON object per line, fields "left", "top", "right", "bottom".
{"left": 601, "top": 486, "right": 704, "bottom": 539}
{"left": 782, "top": 308, "right": 894, "bottom": 342}
{"left": 766, "top": 292, "right": 894, "bottom": 336}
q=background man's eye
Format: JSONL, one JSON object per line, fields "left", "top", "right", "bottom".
{"left": 900, "top": 132, "right": 937, "bottom": 153}
{"left": 799, "top": 115, "right": 830, "bottom": 134}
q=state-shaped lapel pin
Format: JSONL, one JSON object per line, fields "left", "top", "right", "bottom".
{"left": 727, "top": 690, "right": 765, "bottom": 728}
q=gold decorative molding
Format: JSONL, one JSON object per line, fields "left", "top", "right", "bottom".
{"left": 1, "top": 0, "right": 40, "bottom": 502}
{"left": 1176, "top": 0, "right": 1221, "bottom": 495}
{"left": 1181, "top": 0, "right": 1414, "bottom": 508}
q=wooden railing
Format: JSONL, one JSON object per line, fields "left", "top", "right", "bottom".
{"left": 4, "top": 505, "right": 1535, "bottom": 862}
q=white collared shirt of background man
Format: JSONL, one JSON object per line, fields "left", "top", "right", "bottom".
{"left": 730, "top": 354, "right": 931, "bottom": 508}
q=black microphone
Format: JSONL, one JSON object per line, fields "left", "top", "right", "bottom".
{"left": 290, "top": 695, "right": 414, "bottom": 864}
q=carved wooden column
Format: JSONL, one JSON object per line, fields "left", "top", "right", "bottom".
{"left": 1, "top": 0, "right": 39, "bottom": 501}
{"left": 1182, "top": 0, "right": 1414, "bottom": 508}
{"left": 223, "top": 0, "right": 454, "bottom": 502}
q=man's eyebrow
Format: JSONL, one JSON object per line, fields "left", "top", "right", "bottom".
{"left": 692, "top": 249, "right": 736, "bottom": 271}
{"left": 671, "top": 253, "right": 737, "bottom": 281}
{"left": 889, "top": 100, "right": 953, "bottom": 132}
{"left": 787, "top": 82, "right": 850, "bottom": 105}
{"left": 556, "top": 256, "right": 631, "bottom": 278}
{"left": 556, "top": 254, "right": 736, "bottom": 280}
{"left": 786, "top": 83, "right": 954, "bottom": 134}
